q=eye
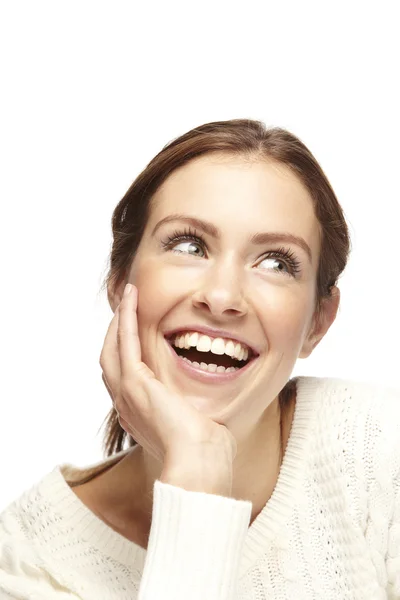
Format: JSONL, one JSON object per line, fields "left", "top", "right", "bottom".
{"left": 258, "top": 255, "right": 289, "bottom": 274}
{"left": 172, "top": 240, "right": 205, "bottom": 257}
{"left": 161, "top": 227, "right": 207, "bottom": 258}
{"left": 257, "top": 248, "right": 301, "bottom": 277}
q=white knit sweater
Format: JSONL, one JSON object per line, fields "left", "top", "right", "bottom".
{"left": 1, "top": 376, "right": 400, "bottom": 599}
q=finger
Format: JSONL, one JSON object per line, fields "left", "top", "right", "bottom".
{"left": 118, "top": 415, "right": 130, "bottom": 434}
{"left": 118, "top": 284, "right": 143, "bottom": 379}
{"left": 101, "top": 372, "right": 114, "bottom": 402}
{"left": 99, "top": 304, "right": 122, "bottom": 393}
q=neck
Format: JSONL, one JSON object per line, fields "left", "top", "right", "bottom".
{"left": 130, "top": 391, "right": 294, "bottom": 525}
{"left": 93, "top": 389, "right": 296, "bottom": 538}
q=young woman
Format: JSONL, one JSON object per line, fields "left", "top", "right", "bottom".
{"left": 1, "top": 119, "right": 399, "bottom": 599}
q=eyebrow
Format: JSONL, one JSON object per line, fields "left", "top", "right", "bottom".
{"left": 152, "top": 214, "right": 313, "bottom": 262}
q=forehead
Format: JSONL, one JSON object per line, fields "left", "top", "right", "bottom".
{"left": 149, "top": 154, "right": 321, "bottom": 261}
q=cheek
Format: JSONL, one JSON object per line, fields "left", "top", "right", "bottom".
{"left": 132, "top": 261, "right": 187, "bottom": 330}
{"left": 259, "top": 291, "right": 313, "bottom": 349}
{"left": 133, "top": 254, "right": 192, "bottom": 298}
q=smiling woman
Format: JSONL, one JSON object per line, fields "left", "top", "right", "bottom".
{"left": 1, "top": 119, "right": 400, "bottom": 600}
{"left": 100, "top": 120, "right": 349, "bottom": 454}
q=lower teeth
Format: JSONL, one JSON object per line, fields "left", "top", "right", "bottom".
{"left": 181, "top": 357, "right": 239, "bottom": 373}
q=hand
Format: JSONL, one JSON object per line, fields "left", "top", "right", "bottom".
{"left": 99, "top": 283, "right": 237, "bottom": 490}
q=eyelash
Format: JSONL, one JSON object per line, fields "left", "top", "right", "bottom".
{"left": 161, "top": 227, "right": 302, "bottom": 277}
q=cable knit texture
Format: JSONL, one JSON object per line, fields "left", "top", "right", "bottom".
{"left": 0, "top": 376, "right": 399, "bottom": 599}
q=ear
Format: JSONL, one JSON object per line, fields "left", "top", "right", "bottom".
{"left": 299, "top": 286, "right": 340, "bottom": 359}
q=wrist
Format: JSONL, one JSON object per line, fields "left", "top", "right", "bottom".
{"left": 161, "top": 452, "right": 233, "bottom": 496}
{"left": 160, "top": 470, "right": 232, "bottom": 496}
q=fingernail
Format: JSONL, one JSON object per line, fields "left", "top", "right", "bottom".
{"left": 124, "top": 283, "right": 132, "bottom": 296}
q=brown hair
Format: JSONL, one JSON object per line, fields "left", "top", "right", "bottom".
{"left": 98, "top": 119, "right": 352, "bottom": 457}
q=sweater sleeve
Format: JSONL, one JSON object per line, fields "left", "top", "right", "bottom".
{"left": 387, "top": 470, "right": 400, "bottom": 599}
{"left": 137, "top": 480, "right": 252, "bottom": 600}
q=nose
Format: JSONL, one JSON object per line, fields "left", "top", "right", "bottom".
{"left": 191, "top": 261, "right": 248, "bottom": 319}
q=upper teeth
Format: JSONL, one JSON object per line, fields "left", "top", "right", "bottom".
{"left": 173, "top": 332, "right": 250, "bottom": 361}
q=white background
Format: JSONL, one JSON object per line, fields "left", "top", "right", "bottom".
{"left": 0, "top": 1, "right": 399, "bottom": 509}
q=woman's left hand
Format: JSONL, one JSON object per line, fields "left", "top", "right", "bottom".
{"left": 100, "top": 283, "right": 237, "bottom": 494}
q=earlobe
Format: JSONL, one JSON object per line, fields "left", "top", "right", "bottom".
{"left": 298, "top": 335, "right": 318, "bottom": 359}
{"left": 299, "top": 286, "right": 341, "bottom": 359}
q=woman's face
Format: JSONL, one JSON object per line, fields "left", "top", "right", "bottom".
{"left": 122, "top": 154, "right": 336, "bottom": 432}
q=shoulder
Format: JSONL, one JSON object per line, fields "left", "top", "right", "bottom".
{"left": 321, "top": 376, "right": 399, "bottom": 431}
{"left": 300, "top": 375, "right": 400, "bottom": 479}
{"left": 299, "top": 374, "right": 400, "bottom": 427}
{"left": 0, "top": 469, "right": 58, "bottom": 538}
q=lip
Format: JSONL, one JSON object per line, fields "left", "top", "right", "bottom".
{"left": 165, "top": 337, "right": 258, "bottom": 384}
{"left": 163, "top": 325, "right": 260, "bottom": 356}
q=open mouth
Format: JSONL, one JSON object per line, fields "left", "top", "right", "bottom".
{"left": 165, "top": 333, "right": 258, "bottom": 374}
